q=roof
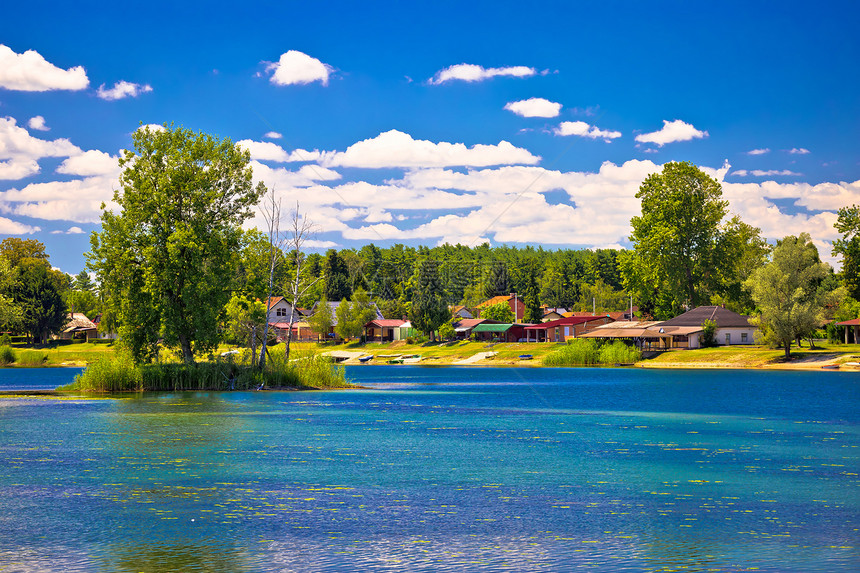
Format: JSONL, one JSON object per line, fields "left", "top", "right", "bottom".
{"left": 265, "top": 296, "right": 286, "bottom": 310}
{"left": 476, "top": 295, "right": 513, "bottom": 308}
{"left": 63, "top": 313, "right": 97, "bottom": 333}
{"left": 453, "top": 318, "right": 494, "bottom": 329}
{"left": 837, "top": 318, "right": 860, "bottom": 326}
{"left": 524, "top": 315, "right": 614, "bottom": 330}
{"left": 366, "top": 319, "right": 406, "bottom": 328}
{"left": 658, "top": 306, "right": 751, "bottom": 328}
{"left": 472, "top": 323, "right": 513, "bottom": 333}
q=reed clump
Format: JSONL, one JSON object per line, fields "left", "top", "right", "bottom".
{"left": 63, "top": 348, "right": 351, "bottom": 393}
{"left": 17, "top": 350, "right": 48, "bottom": 366}
{"left": 0, "top": 345, "right": 16, "bottom": 365}
{"left": 543, "top": 339, "right": 640, "bottom": 366}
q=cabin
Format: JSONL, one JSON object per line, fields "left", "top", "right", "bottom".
{"left": 470, "top": 323, "right": 528, "bottom": 343}
{"left": 57, "top": 313, "right": 99, "bottom": 342}
{"left": 364, "top": 319, "right": 406, "bottom": 342}
{"left": 656, "top": 306, "right": 756, "bottom": 348}
{"left": 523, "top": 315, "right": 615, "bottom": 343}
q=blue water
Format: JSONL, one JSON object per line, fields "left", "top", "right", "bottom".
{"left": 0, "top": 366, "right": 857, "bottom": 571}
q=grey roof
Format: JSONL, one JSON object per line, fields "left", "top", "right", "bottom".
{"left": 658, "top": 306, "right": 751, "bottom": 328}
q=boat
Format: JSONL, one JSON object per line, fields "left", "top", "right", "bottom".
{"left": 358, "top": 355, "right": 374, "bottom": 363}
{"left": 821, "top": 364, "right": 840, "bottom": 370}
{"left": 519, "top": 354, "right": 533, "bottom": 360}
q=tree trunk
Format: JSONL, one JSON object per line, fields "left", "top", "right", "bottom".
{"left": 178, "top": 333, "right": 194, "bottom": 364}
{"left": 783, "top": 340, "right": 791, "bottom": 361}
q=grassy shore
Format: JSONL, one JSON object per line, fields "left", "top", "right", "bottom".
{"left": 638, "top": 342, "right": 860, "bottom": 370}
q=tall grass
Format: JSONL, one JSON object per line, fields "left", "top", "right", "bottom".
{"left": 543, "top": 339, "right": 641, "bottom": 366}
{"left": 17, "top": 350, "right": 48, "bottom": 366}
{"left": 63, "top": 348, "right": 351, "bottom": 393}
{"left": 0, "top": 345, "right": 16, "bottom": 366}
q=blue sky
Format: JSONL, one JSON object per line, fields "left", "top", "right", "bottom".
{"left": 1, "top": 1, "right": 858, "bottom": 274}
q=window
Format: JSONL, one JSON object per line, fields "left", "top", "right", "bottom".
{"left": 276, "top": 307, "right": 287, "bottom": 317}
{"left": 725, "top": 333, "right": 731, "bottom": 344}
{"left": 741, "top": 332, "right": 748, "bottom": 343}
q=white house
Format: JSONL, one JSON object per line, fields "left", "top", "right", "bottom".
{"left": 657, "top": 306, "right": 757, "bottom": 348}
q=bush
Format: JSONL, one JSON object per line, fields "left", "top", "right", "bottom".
{"left": 17, "top": 350, "right": 48, "bottom": 366}
{"left": 0, "top": 333, "right": 11, "bottom": 346}
{"left": 0, "top": 346, "right": 16, "bottom": 365}
{"left": 543, "top": 339, "right": 641, "bottom": 366}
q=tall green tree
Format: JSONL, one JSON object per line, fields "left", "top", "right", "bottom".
{"left": 10, "top": 261, "right": 67, "bottom": 344}
{"left": 89, "top": 125, "right": 266, "bottom": 364}
{"left": 334, "top": 289, "right": 377, "bottom": 341}
{"left": 745, "top": 233, "right": 844, "bottom": 359}
{"left": 622, "top": 161, "right": 742, "bottom": 318}
{"left": 833, "top": 204, "right": 860, "bottom": 300}
{"left": 481, "top": 301, "right": 514, "bottom": 322}
{"left": 324, "top": 249, "right": 351, "bottom": 302}
{"left": 410, "top": 259, "right": 449, "bottom": 340}
{"left": 0, "top": 256, "right": 22, "bottom": 331}
{"left": 308, "top": 297, "right": 334, "bottom": 342}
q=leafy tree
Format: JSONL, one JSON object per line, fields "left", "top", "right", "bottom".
{"left": 224, "top": 295, "right": 267, "bottom": 364}
{"left": 576, "top": 280, "right": 628, "bottom": 313}
{"left": 10, "top": 261, "right": 67, "bottom": 344}
{"left": 72, "top": 271, "right": 96, "bottom": 292}
{"left": 745, "top": 233, "right": 844, "bottom": 359}
{"left": 0, "top": 257, "right": 22, "bottom": 330}
{"left": 623, "top": 162, "right": 739, "bottom": 318}
{"left": 334, "top": 289, "right": 377, "bottom": 341}
{"left": 481, "top": 300, "right": 514, "bottom": 322}
{"left": 308, "top": 297, "right": 334, "bottom": 342}
{"left": 833, "top": 204, "right": 860, "bottom": 300}
{"left": 438, "top": 319, "right": 456, "bottom": 341}
{"left": 65, "top": 289, "right": 99, "bottom": 319}
{"left": 325, "top": 250, "right": 351, "bottom": 302}
{"left": 89, "top": 125, "right": 266, "bottom": 364}
{"left": 0, "top": 238, "right": 49, "bottom": 268}
{"left": 699, "top": 319, "right": 717, "bottom": 347}
{"left": 410, "top": 259, "right": 449, "bottom": 340}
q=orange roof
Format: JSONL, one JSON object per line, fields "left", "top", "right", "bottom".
{"left": 266, "top": 296, "right": 284, "bottom": 310}
{"left": 476, "top": 295, "right": 512, "bottom": 308}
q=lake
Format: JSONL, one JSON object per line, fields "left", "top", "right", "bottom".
{"left": 0, "top": 366, "right": 857, "bottom": 572}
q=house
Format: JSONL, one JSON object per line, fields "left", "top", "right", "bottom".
{"left": 655, "top": 306, "right": 757, "bottom": 348}
{"left": 265, "top": 296, "right": 297, "bottom": 324}
{"left": 541, "top": 310, "right": 565, "bottom": 322}
{"left": 470, "top": 323, "right": 528, "bottom": 343}
{"left": 450, "top": 305, "right": 473, "bottom": 319}
{"left": 452, "top": 318, "right": 497, "bottom": 339}
{"left": 475, "top": 293, "right": 526, "bottom": 322}
{"left": 393, "top": 320, "right": 419, "bottom": 341}
{"left": 364, "top": 319, "right": 406, "bottom": 342}
{"left": 523, "top": 315, "right": 615, "bottom": 343}
{"left": 58, "top": 313, "right": 98, "bottom": 341}
{"left": 837, "top": 318, "right": 860, "bottom": 343}
{"left": 580, "top": 320, "right": 674, "bottom": 350}
{"left": 308, "top": 300, "right": 385, "bottom": 342}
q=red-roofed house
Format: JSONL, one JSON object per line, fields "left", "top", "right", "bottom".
{"left": 475, "top": 293, "right": 526, "bottom": 322}
{"left": 523, "top": 315, "right": 615, "bottom": 343}
{"left": 364, "top": 319, "right": 407, "bottom": 342}
{"left": 837, "top": 318, "right": 860, "bottom": 344}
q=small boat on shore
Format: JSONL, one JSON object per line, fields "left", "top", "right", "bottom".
{"left": 358, "top": 355, "right": 374, "bottom": 363}
{"left": 519, "top": 354, "right": 533, "bottom": 360}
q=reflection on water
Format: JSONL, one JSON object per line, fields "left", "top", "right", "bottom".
{"left": 0, "top": 366, "right": 857, "bottom": 571}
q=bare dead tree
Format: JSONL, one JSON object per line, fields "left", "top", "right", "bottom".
{"left": 257, "top": 187, "right": 286, "bottom": 371}
{"left": 283, "top": 202, "right": 321, "bottom": 365}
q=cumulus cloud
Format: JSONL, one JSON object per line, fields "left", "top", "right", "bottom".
{"left": 746, "top": 148, "right": 769, "bottom": 155}
{"left": 0, "top": 44, "right": 88, "bottom": 91}
{"left": 504, "top": 98, "right": 562, "bottom": 118}
{"left": 236, "top": 139, "right": 322, "bottom": 163}
{"left": 50, "top": 226, "right": 84, "bottom": 235}
{"left": 634, "top": 119, "right": 708, "bottom": 147}
{"left": 264, "top": 131, "right": 282, "bottom": 139}
{"left": 732, "top": 169, "right": 801, "bottom": 177}
{"left": 96, "top": 80, "right": 153, "bottom": 100}
{"left": 0, "top": 175, "right": 117, "bottom": 223}
{"left": 0, "top": 216, "right": 40, "bottom": 234}
{"left": 0, "top": 116, "right": 81, "bottom": 180}
{"left": 267, "top": 50, "right": 332, "bottom": 86}
{"left": 319, "top": 129, "right": 539, "bottom": 168}
{"left": 28, "top": 116, "right": 49, "bottom": 131}
{"left": 788, "top": 147, "right": 810, "bottom": 155}
{"left": 56, "top": 150, "right": 120, "bottom": 177}
{"left": 428, "top": 63, "right": 536, "bottom": 85}
{"left": 555, "top": 121, "right": 621, "bottom": 142}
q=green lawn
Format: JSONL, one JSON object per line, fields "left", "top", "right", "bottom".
{"left": 641, "top": 342, "right": 860, "bottom": 368}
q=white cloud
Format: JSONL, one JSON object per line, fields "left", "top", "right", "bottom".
{"left": 428, "top": 63, "right": 536, "bottom": 85}
{"left": 237, "top": 140, "right": 323, "bottom": 163}
{"left": 746, "top": 148, "right": 769, "bottom": 155}
{"left": 97, "top": 80, "right": 153, "bottom": 100}
{"left": 0, "top": 116, "right": 81, "bottom": 180}
{"left": 50, "top": 226, "right": 84, "bottom": 235}
{"left": 0, "top": 216, "right": 39, "bottom": 234}
{"left": 56, "top": 150, "right": 120, "bottom": 177}
{"left": 634, "top": 119, "right": 708, "bottom": 147}
{"left": 28, "top": 116, "right": 49, "bottom": 131}
{"left": 555, "top": 121, "right": 622, "bottom": 142}
{"left": 302, "top": 239, "right": 338, "bottom": 249}
{"left": 504, "top": 98, "right": 562, "bottom": 118}
{"left": 264, "top": 131, "right": 282, "bottom": 139}
{"left": 0, "top": 175, "right": 117, "bottom": 223}
{"left": 732, "top": 169, "right": 801, "bottom": 177}
{"left": 0, "top": 158, "right": 39, "bottom": 180}
{"left": 788, "top": 147, "right": 810, "bottom": 155}
{"left": 0, "top": 45, "right": 88, "bottom": 91}
{"left": 267, "top": 51, "right": 332, "bottom": 86}
{"left": 319, "top": 129, "right": 539, "bottom": 168}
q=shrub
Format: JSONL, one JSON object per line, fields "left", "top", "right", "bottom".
{"left": 17, "top": 350, "right": 48, "bottom": 366}
{"left": 598, "top": 341, "right": 641, "bottom": 364}
{"left": 699, "top": 319, "right": 717, "bottom": 347}
{"left": 0, "top": 346, "right": 16, "bottom": 365}
{"left": 0, "top": 333, "right": 11, "bottom": 346}
{"left": 543, "top": 339, "right": 641, "bottom": 366}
